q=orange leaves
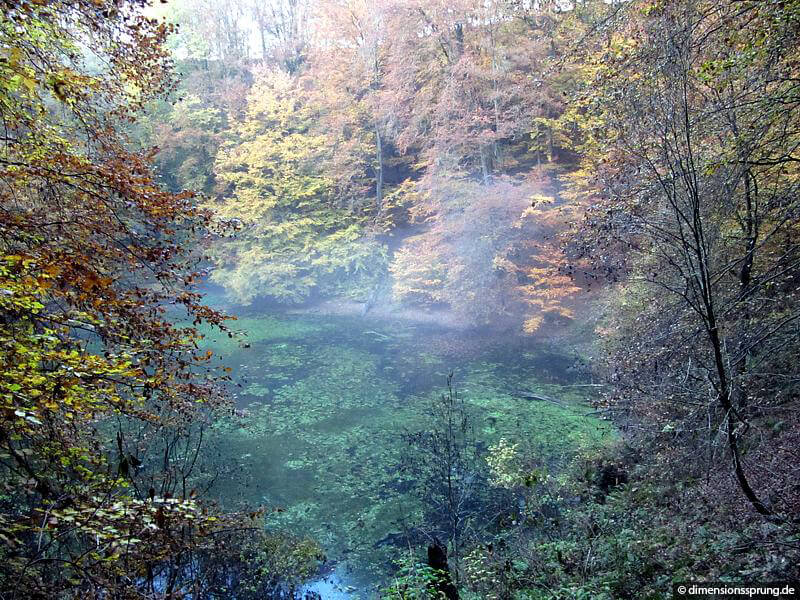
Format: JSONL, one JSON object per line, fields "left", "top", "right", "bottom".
{"left": 193, "top": 350, "right": 214, "bottom": 362}
{"left": 389, "top": 173, "right": 587, "bottom": 331}
{"left": 516, "top": 239, "right": 583, "bottom": 330}
{"left": 79, "top": 271, "right": 113, "bottom": 293}
{"left": 0, "top": 4, "right": 240, "bottom": 596}
{"left": 522, "top": 315, "right": 544, "bottom": 334}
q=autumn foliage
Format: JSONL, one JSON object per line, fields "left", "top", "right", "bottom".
{"left": 1, "top": 0, "right": 794, "bottom": 596}
{"left": 147, "top": 0, "right": 592, "bottom": 332}
{"left": 135, "top": 0, "right": 799, "bottom": 594}
{"left": 0, "top": 2, "right": 321, "bottom": 598}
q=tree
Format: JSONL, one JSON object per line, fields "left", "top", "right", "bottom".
{"left": 235, "top": 0, "right": 312, "bottom": 72}
{"left": 389, "top": 174, "right": 583, "bottom": 331}
{"left": 400, "top": 375, "right": 488, "bottom": 583}
{"left": 575, "top": 0, "right": 800, "bottom": 519}
{"left": 309, "top": 0, "right": 389, "bottom": 211}
{"left": 209, "top": 69, "right": 387, "bottom": 304}
{"left": 379, "top": 0, "right": 561, "bottom": 180}
{"left": 157, "top": 0, "right": 252, "bottom": 65}
{"left": 0, "top": 1, "right": 317, "bottom": 597}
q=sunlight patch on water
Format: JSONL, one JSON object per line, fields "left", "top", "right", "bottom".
{"left": 301, "top": 570, "right": 354, "bottom": 599}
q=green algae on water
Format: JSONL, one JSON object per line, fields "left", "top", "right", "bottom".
{"left": 201, "top": 312, "right": 617, "bottom": 594}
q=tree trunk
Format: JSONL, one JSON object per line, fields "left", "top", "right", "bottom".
{"left": 259, "top": 23, "right": 267, "bottom": 61}
{"left": 375, "top": 123, "right": 383, "bottom": 211}
{"left": 479, "top": 146, "right": 490, "bottom": 184}
{"left": 453, "top": 22, "right": 464, "bottom": 59}
{"left": 684, "top": 163, "right": 772, "bottom": 517}
{"left": 706, "top": 319, "right": 772, "bottom": 516}
{"left": 427, "top": 540, "right": 459, "bottom": 600}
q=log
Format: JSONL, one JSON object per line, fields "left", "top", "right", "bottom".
{"left": 515, "top": 389, "right": 563, "bottom": 405}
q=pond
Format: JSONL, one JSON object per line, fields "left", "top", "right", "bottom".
{"left": 194, "top": 294, "right": 614, "bottom": 597}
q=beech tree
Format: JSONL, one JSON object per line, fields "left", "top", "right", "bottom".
{"left": 209, "top": 69, "right": 387, "bottom": 305}
{"left": 0, "top": 2, "right": 319, "bottom": 597}
{"left": 389, "top": 174, "right": 583, "bottom": 330}
{"left": 380, "top": 0, "right": 567, "bottom": 180}
{"left": 308, "top": 0, "right": 389, "bottom": 210}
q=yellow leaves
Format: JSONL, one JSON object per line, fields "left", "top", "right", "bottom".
{"left": 7, "top": 47, "right": 23, "bottom": 67}
{"left": 3, "top": 254, "right": 33, "bottom": 266}
{"left": 486, "top": 438, "right": 527, "bottom": 489}
{"left": 2, "top": 48, "right": 37, "bottom": 96}
{"left": 0, "top": 275, "right": 148, "bottom": 431}
{"left": 523, "top": 316, "right": 544, "bottom": 334}
{"left": 19, "top": 73, "right": 37, "bottom": 95}
{"left": 390, "top": 235, "right": 449, "bottom": 305}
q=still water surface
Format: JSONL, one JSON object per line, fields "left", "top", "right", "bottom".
{"left": 195, "top": 296, "right": 613, "bottom": 596}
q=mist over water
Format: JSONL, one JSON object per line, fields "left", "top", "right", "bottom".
{"left": 196, "top": 288, "right": 615, "bottom": 595}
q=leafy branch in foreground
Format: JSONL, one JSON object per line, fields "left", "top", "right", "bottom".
{"left": 571, "top": 0, "right": 800, "bottom": 521}
{"left": 0, "top": 1, "right": 319, "bottom": 598}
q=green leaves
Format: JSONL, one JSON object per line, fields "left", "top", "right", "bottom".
{"left": 209, "top": 70, "right": 388, "bottom": 304}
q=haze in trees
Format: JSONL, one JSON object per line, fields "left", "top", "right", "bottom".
{"left": 1, "top": 0, "right": 797, "bottom": 598}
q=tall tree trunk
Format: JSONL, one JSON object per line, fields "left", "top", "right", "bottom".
{"left": 453, "top": 22, "right": 464, "bottom": 59}
{"left": 657, "top": 72, "right": 772, "bottom": 517}
{"left": 479, "top": 146, "right": 490, "bottom": 184}
{"left": 680, "top": 91, "right": 771, "bottom": 517}
{"left": 679, "top": 142, "right": 772, "bottom": 517}
{"left": 259, "top": 22, "right": 268, "bottom": 61}
{"left": 679, "top": 176, "right": 772, "bottom": 517}
{"left": 490, "top": 26, "right": 502, "bottom": 173}
{"left": 375, "top": 122, "right": 383, "bottom": 211}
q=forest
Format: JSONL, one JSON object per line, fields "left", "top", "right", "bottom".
{"left": 0, "top": 0, "right": 798, "bottom": 598}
